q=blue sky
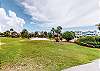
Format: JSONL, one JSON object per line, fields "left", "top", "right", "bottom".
{"left": 0, "top": 0, "right": 100, "bottom": 32}
{"left": 0, "top": 0, "right": 46, "bottom": 32}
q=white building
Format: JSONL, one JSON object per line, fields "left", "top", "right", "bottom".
{"left": 75, "top": 31, "right": 82, "bottom": 38}
{"left": 75, "top": 30, "right": 100, "bottom": 37}
{"left": 82, "top": 31, "right": 97, "bottom": 36}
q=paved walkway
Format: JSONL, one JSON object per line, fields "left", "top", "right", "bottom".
{"left": 30, "top": 38, "right": 50, "bottom": 40}
{"left": 62, "top": 59, "right": 100, "bottom": 71}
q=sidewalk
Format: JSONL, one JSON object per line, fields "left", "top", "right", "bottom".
{"left": 62, "top": 59, "right": 100, "bottom": 71}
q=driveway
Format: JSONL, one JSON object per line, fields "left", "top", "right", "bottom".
{"left": 62, "top": 59, "right": 100, "bottom": 71}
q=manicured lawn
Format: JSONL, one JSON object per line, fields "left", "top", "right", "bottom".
{"left": 0, "top": 37, "right": 100, "bottom": 71}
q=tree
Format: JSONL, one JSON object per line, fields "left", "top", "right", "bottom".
{"left": 10, "top": 28, "right": 14, "bottom": 37}
{"left": 60, "top": 35, "right": 63, "bottom": 41}
{"left": 10, "top": 28, "right": 14, "bottom": 31}
{"left": 28, "top": 33, "right": 33, "bottom": 38}
{"left": 11, "top": 31, "right": 19, "bottom": 38}
{"left": 56, "top": 26, "right": 62, "bottom": 34}
{"left": 51, "top": 28, "right": 55, "bottom": 36}
{"left": 0, "top": 32, "right": 4, "bottom": 37}
{"left": 96, "top": 24, "right": 100, "bottom": 30}
{"left": 21, "top": 29, "right": 28, "bottom": 38}
{"left": 62, "top": 31, "right": 75, "bottom": 42}
{"left": 48, "top": 32, "right": 52, "bottom": 39}
{"left": 39, "top": 31, "right": 44, "bottom": 38}
{"left": 50, "top": 26, "right": 62, "bottom": 42}
{"left": 34, "top": 31, "right": 39, "bottom": 37}
{"left": 51, "top": 26, "right": 62, "bottom": 36}
{"left": 55, "top": 26, "right": 62, "bottom": 42}
{"left": 4, "top": 30, "right": 10, "bottom": 37}
{"left": 31, "top": 32, "right": 34, "bottom": 37}
{"left": 44, "top": 31, "right": 48, "bottom": 38}
{"left": 54, "top": 37, "right": 60, "bottom": 42}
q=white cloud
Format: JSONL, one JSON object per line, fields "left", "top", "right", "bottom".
{"left": 21, "top": 1, "right": 50, "bottom": 22}
{"left": 20, "top": 0, "right": 100, "bottom": 28}
{"left": 0, "top": 8, "right": 25, "bottom": 32}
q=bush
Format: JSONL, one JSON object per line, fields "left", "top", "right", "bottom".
{"left": 76, "top": 36, "right": 100, "bottom": 48}
{"left": 79, "top": 36, "right": 95, "bottom": 42}
{"left": 95, "top": 36, "right": 100, "bottom": 42}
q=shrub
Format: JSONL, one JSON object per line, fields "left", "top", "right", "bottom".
{"left": 76, "top": 36, "right": 100, "bottom": 48}
{"left": 95, "top": 36, "right": 100, "bottom": 42}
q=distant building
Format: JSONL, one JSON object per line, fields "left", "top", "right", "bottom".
{"left": 82, "top": 31, "right": 97, "bottom": 36}
{"left": 75, "top": 31, "right": 82, "bottom": 38}
{"left": 75, "top": 30, "right": 100, "bottom": 37}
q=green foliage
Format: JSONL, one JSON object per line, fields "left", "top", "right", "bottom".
{"left": 38, "top": 31, "right": 48, "bottom": 38}
{"left": 44, "top": 31, "right": 48, "bottom": 37}
{"left": 11, "top": 31, "right": 19, "bottom": 38}
{"left": 4, "top": 30, "right": 10, "bottom": 37}
{"left": 0, "top": 32, "right": 4, "bottom": 37}
{"left": 62, "top": 31, "right": 75, "bottom": 41}
{"left": 34, "top": 31, "right": 39, "bottom": 37}
{"left": 96, "top": 24, "right": 100, "bottom": 30}
{"left": 51, "top": 28, "right": 55, "bottom": 36}
{"left": 56, "top": 26, "right": 62, "bottom": 34}
{"left": 76, "top": 36, "right": 100, "bottom": 48}
{"left": 79, "top": 36, "right": 95, "bottom": 42}
{"left": 21, "top": 29, "right": 28, "bottom": 38}
{"left": 95, "top": 36, "right": 100, "bottom": 42}
{"left": 51, "top": 26, "right": 62, "bottom": 36}
{"left": 10, "top": 28, "right": 14, "bottom": 31}
{"left": 48, "top": 32, "right": 52, "bottom": 38}
{"left": 50, "top": 26, "right": 62, "bottom": 42}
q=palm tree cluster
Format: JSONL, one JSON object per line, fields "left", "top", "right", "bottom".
{"left": 50, "top": 26, "right": 62, "bottom": 42}
{"left": 0, "top": 28, "right": 49, "bottom": 39}
{"left": 0, "top": 28, "right": 19, "bottom": 38}
{"left": 0, "top": 26, "right": 75, "bottom": 42}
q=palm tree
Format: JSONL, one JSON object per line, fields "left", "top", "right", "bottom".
{"left": 50, "top": 26, "right": 62, "bottom": 42}
{"left": 10, "top": 28, "right": 14, "bottom": 31}
{"left": 40, "top": 31, "right": 44, "bottom": 38}
{"left": 34, "top": 31, "right": 39, "bottom": 37}
{"left": 11, "top": 31, "right": 19, "bottom": 38}
{"left": 10, "top": 28, "right": 14, "bottom": 37}
{"left": 44, "top": 31, "right": 48, "bottom": 38}
{"left": 21, "top": 29, "right": 28, "bottom": 38}
{"left": 56, "top": 26, "right": 62, "bottom": 34}
{"left": 4, "top": 30, "right": 10, "bottom": 37}
{"left": 51, "top": 28, "right": 55, "bottom": 36}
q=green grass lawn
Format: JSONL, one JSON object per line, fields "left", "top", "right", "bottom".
{"left": 0, "top": 37, "right": 100, "bottom": 71}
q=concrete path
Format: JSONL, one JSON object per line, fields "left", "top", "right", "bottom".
{"left": 30, "top": 38, "right": 50, "bottom": 40}
{"left": 62, "top": 59, "right": 100, "bottom": 71}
